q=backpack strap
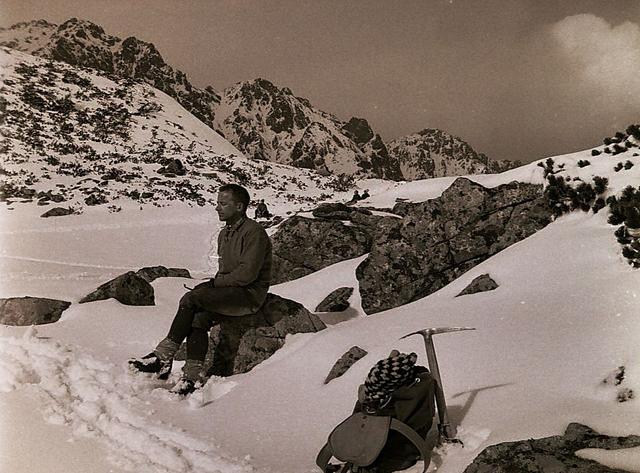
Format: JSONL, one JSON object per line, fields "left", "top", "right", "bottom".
{"left": 389, "top": 418, "right": 431, "bottom": 473}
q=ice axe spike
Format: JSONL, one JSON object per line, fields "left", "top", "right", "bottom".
{"left": 400, "top": 326, "right": 475, "bottom": 443}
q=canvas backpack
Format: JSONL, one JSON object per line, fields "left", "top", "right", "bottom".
{"left": 315, "top": 412, "right": 430, "bottom": 473}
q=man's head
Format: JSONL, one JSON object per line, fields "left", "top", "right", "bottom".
{"left": 216, "top": 184, "right": 250, "bottom": 223}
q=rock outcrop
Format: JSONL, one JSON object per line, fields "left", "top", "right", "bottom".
{"left": 464, "top": 423, "right": 640, "bottom": 473}
{"left": 135, "top": 266, "right": 191, "bottom": 283}
{"left": 357, "top": 178, "right": 552, "bottom": 314}
{"left": 0, "top": 296, "right": 71, "bottom": 325}
{"left": 456, "top": 274, "right": 499, "bottom": 297}
{"left": 40, "top": 207, "right": 74, "bottom": 218}
{"left": 315, "top": 287, "right": 354, "bottom": 312}
{"left": 79, "top": 271, "right": 155, "bottom": 305}
{"left": 270, "top": 213, "right": 375, "bottom": 284}
{"left": 176, "top": 293, "right": 326, "bottom": 376}
{"left": 324, "top": 346, "right": 368, "bottom": 384}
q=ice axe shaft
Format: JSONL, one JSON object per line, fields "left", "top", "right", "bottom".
{"left": 401, "top": 327, "right": 475, "bottom": 441}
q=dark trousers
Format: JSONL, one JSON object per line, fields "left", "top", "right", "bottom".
{"left": 167, "top": 281, "right": 255, "bottom": 362}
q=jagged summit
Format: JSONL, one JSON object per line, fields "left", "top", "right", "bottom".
{"left": 215, "top": 78, "right": 402, "bottom": 179}
{"left": 388, "top": 128, "right": 515, "bottom": 179}
{"left": 0, "top": 18, "right": 220, "bottom": 128}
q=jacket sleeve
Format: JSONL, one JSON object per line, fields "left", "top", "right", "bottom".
{"left": 214, "top": 227, "right": 269, "bottom": 287}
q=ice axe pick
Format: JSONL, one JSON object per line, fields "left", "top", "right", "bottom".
{"left": 400, "top": 326, "right": 475, "bottom": 443}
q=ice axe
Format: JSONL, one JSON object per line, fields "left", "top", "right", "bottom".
{"left": 401, "top": 326, "right": 475, "bottom": 443}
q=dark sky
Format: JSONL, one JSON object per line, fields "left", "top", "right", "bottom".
{"left": 2, "top": 0, "right": 640, "bottom": 163}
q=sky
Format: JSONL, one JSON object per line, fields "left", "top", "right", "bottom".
{"left": 1, "top": 0, "right": 640, "bottom": 163}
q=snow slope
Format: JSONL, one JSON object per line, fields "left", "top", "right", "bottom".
{"left": 2, "top": 150, "right": 640, "bottom": 472}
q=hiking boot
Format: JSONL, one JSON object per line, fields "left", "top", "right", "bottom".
{"left": 169, "top": 377, "right": 199, "bottom": 396}
{"left": 128, "top": 352, "right": 173, "bottom": 380}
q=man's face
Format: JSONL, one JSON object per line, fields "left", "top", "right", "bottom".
{"left": 216, "top": 190, "right": 244, "bottom": 222}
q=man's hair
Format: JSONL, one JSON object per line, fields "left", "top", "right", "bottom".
{"left": 219, "top": 184, "right": 250, "bottom": 211}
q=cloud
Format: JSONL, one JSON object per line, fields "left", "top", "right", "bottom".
{"left": 550, "top": 14, "right": 640, "bottom": 106}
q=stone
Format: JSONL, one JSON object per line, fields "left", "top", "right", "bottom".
{"left": 40, "top": 207, "right": 74, "bottom": 218}
{"left": 324, "top": 346, "right": 368, "bottom": 384}
{"left": 315, "top": 287, "right": 354, "bottom": 312}
{"left": 271, "top": 216, "right": 373, "bottom": 284}
{"left": 464, "top": 423, "right": 640, "bottom": 473}
{"left": 135, "top": 266, "right": 191, "bottom": 283}
{"left": 79, "top": 271, "right": 154, "bottom": 305}
{"left": 0, "top": 296, "right": 71, "bottom": 325}
{"left": 456, "top": 274, "right": 499, "bottom": 297}
{"left": 176, "top": 294, "right": 326, "bottom": 376}
{"left": 357, "top": 178, "right": 552, "bottom": 314}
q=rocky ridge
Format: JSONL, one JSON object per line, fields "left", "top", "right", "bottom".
{"left": 388, "top": 128, "right": 516, "bottom": 180}
{"left": 0, "top": 18, "right": 220, "bottom": 128}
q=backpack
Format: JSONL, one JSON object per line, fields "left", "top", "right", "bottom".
{"left": 316, "top": 370, "right": 436, "bottom": 473}
{"left": 316, "top": 413, "right": 431, "bottom": 473}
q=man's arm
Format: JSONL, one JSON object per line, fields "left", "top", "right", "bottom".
{"left": 214, "top": 227, "right": 270, "bottom": 287}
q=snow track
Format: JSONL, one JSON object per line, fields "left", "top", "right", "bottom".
{"left": 0, "top": 330, "right": 254, "bottom": 473}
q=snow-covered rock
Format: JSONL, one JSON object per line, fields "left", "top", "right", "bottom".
{"left": 388, "top": 128, "right": 516, "bottom": 180}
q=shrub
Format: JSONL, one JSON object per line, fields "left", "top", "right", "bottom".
{"left": 626, "top": 124, "right": 640, "bottom": 141}
{"left": 592, "top": 198, "right": 606, "bottom": 214}
{"left": 591, "top": 149, "right": 601, "bottom": 156}
{"left": 614, "top": 162, "right": 623, "bottom": 172}
{"left": 613, "top": 144, "right": 626, "bottom": 155}
{"left": 604, "top": 137, "right": 614, "bottom": 146}
{"left": 577, "top": 160, "right": 590, "bottom": 168}
{"left": 593, "top": 176, "right": 609, "bottom": 195}
{"left": 625, "top": 160, "right": 634, "bottom": 170}
{"left": 605, "top": 147, "right": 612, "bottom": 154}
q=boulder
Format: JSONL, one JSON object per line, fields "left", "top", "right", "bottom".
{"left": 315, "top": 287, "right": 354, "bottom": 312}
{"left": 176, "top": 293, "right": 326, "bottom": 376}
{"left": 324, "top": 346, "right": 368, "bottom": 384}
{"left": 357, "top": 178, "right": 552, "bottom": 314}
{"left": 135, "top": 266, "right": 191, "bottom": 283}
{"left": 79, "top": 271, "right": 154, "bottom": 305}
{"left": 40, "top": 207, "right": 74, "bottom": 218}
{"left": 271, "top": 216, "right": 373, "bottom": 284}
{"left": 464, "top": 423, "right": 640, "bottom": 473}
{"left": 0, "top": 296, "right": 71, "bottom": 325}
{"left": 456, "top": 274, "right": 499, "bottom": 297}
{"left": 157, "top": 158, "right": 186, "bottom": 176}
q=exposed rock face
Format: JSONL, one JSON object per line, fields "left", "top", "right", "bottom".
{"left": 464, "top": 423, "right": 640, "bottom": 473}
{"left": 40, "top": 207, "right": 74, "bottom": 218}
{"left": 135, "top": 266, "right": 191, "bottom": 283}
{"left": 315, "top": 287, "right": 354, "bottom": 312}
{"left": 0, "top": 18, "right": 220, "bottom": 128}
{"left": 176, "top": 294, "right": 326, "bottom": 376}
{"left": 0, "top": 296, "right": 71, "bottom": 325}
{"left": 271, "top": 214, "right": 375, "bottom": 284}
{"left": 456, "top": 274, "right": 499, "bottom": 297}
{"left": 324, "top": 346, "right": 368, "bottom": 384}
{"left": 357, "top": 178, "right": 552, "bottom": 314}
{"left": 214, "top": 79, "right": 402, "bottom": 179}
{"left": 388, "top": 128, "right": 518, "bottom": 181}
{"left": 79, "top": 271, "right": 155, "bottom": 305}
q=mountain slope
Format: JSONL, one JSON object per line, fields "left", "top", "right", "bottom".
{"left": 0, "top": 47, "right": 345, "bottom": 210}
{"left": 388, "top": 128, "right": 516, "bottom": 180}
{"left": 0, "top": 18, "right": 220, "bottom": 129}
{"left": 214, "top": 78, "right": 403, "bottom": 179}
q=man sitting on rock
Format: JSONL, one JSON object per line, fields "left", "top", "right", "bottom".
{"left": 129, "top": 183, "right": 272, "bottom": 395}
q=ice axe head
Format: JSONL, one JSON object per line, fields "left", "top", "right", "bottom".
{"left": 400, "top": 327, "right": 476, "bottom": 341}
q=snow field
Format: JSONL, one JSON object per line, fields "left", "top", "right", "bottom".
{"left": 2, "top": 153, "right": 640, "bottom": 472}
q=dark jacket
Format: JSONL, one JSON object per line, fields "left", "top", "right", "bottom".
{"left": 213, "top": 217, "right": 272, "bottom": 309}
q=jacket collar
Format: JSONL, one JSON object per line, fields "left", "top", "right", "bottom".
{"left": 224, "top": 216, "right": 246, "bottom": 233}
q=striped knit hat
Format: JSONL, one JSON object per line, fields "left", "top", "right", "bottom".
{"left": 363, "top": 351, "right": 418, "bottom": 407}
